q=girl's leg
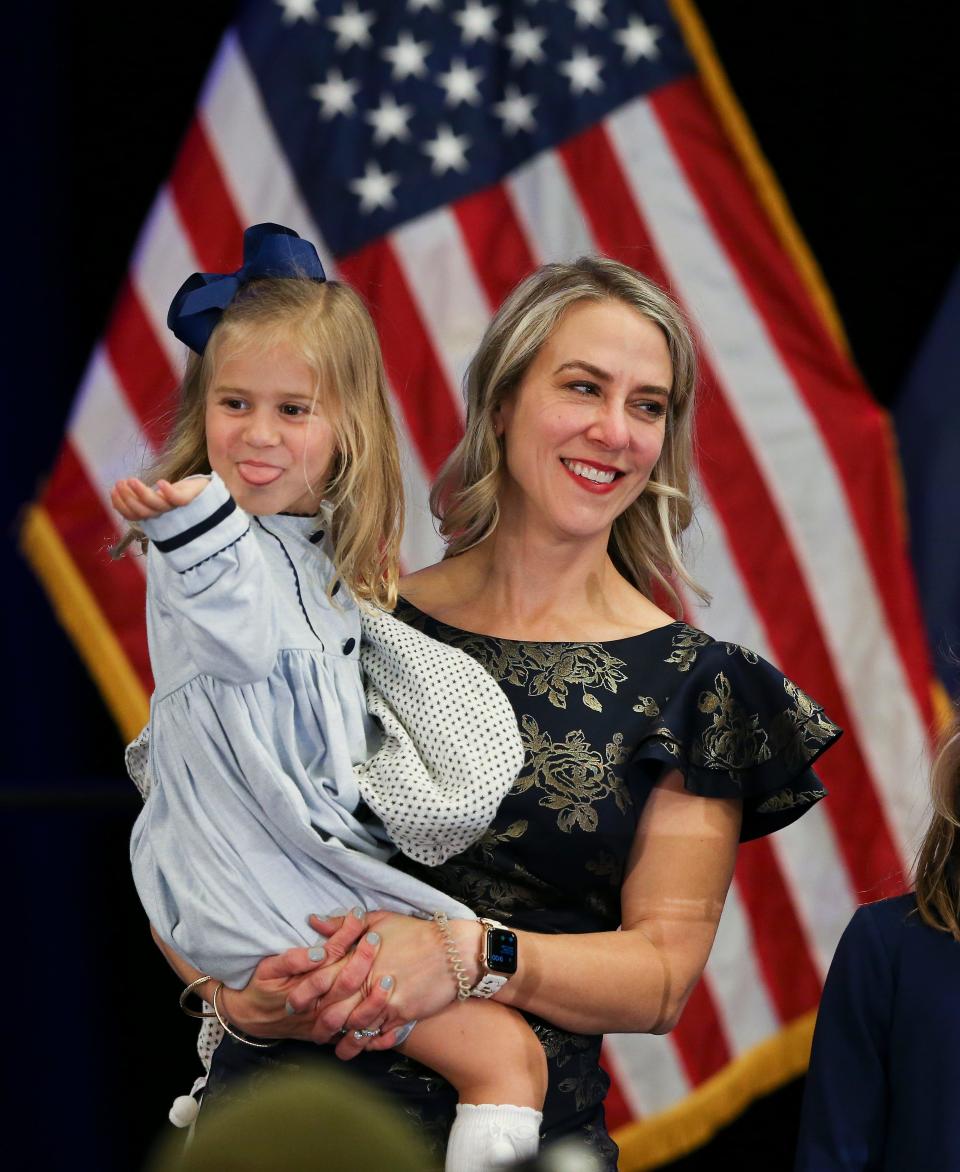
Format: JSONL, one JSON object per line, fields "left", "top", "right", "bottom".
{"left": 400, "top": 999, "right": 546, "bottom": 1171}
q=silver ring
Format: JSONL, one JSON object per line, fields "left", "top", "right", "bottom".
{"left": 353, "top": 1027, "right": 381, "bottom": 1040}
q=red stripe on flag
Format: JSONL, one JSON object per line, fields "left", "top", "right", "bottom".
{"left": 453, "top": 184, "right": 538, "bottom": 310}
{"left": 733, "top": 843, "right": 822, "bottom": 1020}
{"left": 558, "top": 120, "right": 904, "bottom": 898}
{"left": 41, "top": 444, "right": 152, "bottom": 691}
{"left": 670, "top": 975, "right": 733, "bottom": 1083}
{"left": 340, "top": 238, "right": 463, "bottom": 477}
{"left": 169, "top": 120, "right": 245, "bottom": 271}
{"left": 652, "top": 78, "right": 935, "bottom": 730}
{"left": 104, "top": 278, "right": 179, "bottom": 450}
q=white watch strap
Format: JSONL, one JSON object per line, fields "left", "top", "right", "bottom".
{"left": 469, "top": 972, "right": 509, "bottom": 998}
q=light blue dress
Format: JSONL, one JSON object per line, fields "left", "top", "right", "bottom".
{"left": 131, "top": 473, "right": 522, "bottom": 985}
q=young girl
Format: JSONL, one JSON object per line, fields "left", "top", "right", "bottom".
{"left": 114, "top": 223, "right": 545, "bottom": 1172}
{"left": 794, "top": 713, "right": 960, "bottom": 1170}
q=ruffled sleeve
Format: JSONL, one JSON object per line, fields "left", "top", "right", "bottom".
{"left": 627, "top": 637, "right": 841, "bottom": 841}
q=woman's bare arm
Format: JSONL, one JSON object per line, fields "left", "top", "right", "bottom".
{"left": 294, "top": 769, "right": 741, "bottom": 1039}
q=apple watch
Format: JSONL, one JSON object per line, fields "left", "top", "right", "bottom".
{"left": 469, "top": 917, "right": 518, "bottom": 998}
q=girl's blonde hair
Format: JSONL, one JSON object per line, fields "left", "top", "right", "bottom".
{"left": 915, "top": 716, "right": 960, "bottom": 940}
{"left": 135, "top": 278, "right": 402, "bottom": 610}
{"left": 430, "top": 256, "right": 705, "bottom": 608}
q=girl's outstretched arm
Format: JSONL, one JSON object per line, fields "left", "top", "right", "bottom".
{"left": 111, "top": 476, "right": 208, "bottom": 520}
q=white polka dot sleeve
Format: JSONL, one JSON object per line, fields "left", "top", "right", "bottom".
{"left": 357, "top": 608, "right": 524, "bottom": 866}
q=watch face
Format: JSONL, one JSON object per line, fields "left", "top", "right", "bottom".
{"left": 487, "top": 928, "right": 518, "bottom": 975}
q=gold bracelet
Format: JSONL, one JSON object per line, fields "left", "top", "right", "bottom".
{"left": 211, "top": 981, "right": 280, "bottom": 1049}
{"left": 178, "top": 974, "right": 217, "bottom": 1019}
{"left": 433, "top": 911, "right": 472, "bottom": 1002}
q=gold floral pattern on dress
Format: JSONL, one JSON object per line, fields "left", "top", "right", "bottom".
{"left": 532, "top": 1023, "right": 593, "bottom": 1069}
{"left": 724, "top": 642, "right": 759, "bottom": 664}
{"left": 769, "top": 678, "right": 842, "bottom": 770}
{"left": 438, "top": 629, "right": 628, "bottom": 710}
{"left": 632, "top": 695, "right": 660, "bottom": 716}
{"left": 474, "top": 819, "right": 529, "bottom": 862}
{"left": 518, "top": 714, "right": 630, "bottom": 832}
{"left": 756, "top": 786, "right": 825, "bottom": 814}
{"left": 697, "top": 671, "right": 772, "bottom": 776}
{"left": 665, "top": 624, "right": 712, "bottom": 672}
{"left": 431, "top": 854, "right": 549, "bottom": 919}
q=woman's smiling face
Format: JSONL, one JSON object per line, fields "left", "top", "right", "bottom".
{"left": 495, "top": 298, "right": 672, "bottom": 544}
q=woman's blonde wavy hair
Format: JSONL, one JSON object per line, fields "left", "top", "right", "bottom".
{"left": 915, "top": 715, "right": 960, "bottom": 941}
{"left": 431, "top": 256, "right": 705, "bottom": 608}
{"left": 126, "top": 278, "right": 402, "bottom": 610}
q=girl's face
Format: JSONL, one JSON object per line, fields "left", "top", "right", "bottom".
{"left": 205, "top": 338, "right": 338, "bottom": 516}
{"left": 495, "top": 298, "right": 672, "bottom": 545}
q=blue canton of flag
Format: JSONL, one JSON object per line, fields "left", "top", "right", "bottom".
{"left": 239, "top": 0, "right": 693, "bottom": 256}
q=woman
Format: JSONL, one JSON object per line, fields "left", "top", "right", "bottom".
{"left": 161, "top": 258, "right": 841, "bottom": 1167}
{"left": 794, "top": 716, "right": 960, "bottom": 1171}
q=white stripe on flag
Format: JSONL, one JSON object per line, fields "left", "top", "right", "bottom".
{"left": 603, "top": 1031, "right": 691, "bottom": 1118}
{"left": 68, "top": 347, "right": 156, "bottom": 545}
{"left": 200, "top": 31, "right": 328, "bottom": 266}
{"left": 703, "top": 883, "right": 779, "bottom": 1052}
{"left": 507, "top": 148, "right": 596, "bottom": 263}
{"left": 392, "top": 207, "right": 491, "bottom": 418}
{"left": 607, "top": 96, "right": 929, "bottom": 860}
{"left": 131, "top": 191, "right": 201, "bottom": 372}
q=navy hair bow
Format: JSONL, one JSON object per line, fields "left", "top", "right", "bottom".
{"left": 167, "top": 223, "right": 327, "bottom": 354}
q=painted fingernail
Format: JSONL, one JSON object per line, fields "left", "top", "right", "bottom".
{"left": 308, "top": 945, "right": 325, "bottom": 963}
{"left": 366, "top": 931, "right": 381, "bottom": 946}
{"left": 284, "top": 1000, "right": 296, "bottom": 1016}
{"left": 379, "top": 975, "right": 394, "bottom": 990}
{"left": 351, "top": 906, "right": 365, "bottom": 919}
{"left": 394, "top": 1022, "right": 416, "bottom": 1045}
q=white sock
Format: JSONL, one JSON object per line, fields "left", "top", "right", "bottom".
{"left": 445, "top": 1103, "right": 543, "bottom": 1172}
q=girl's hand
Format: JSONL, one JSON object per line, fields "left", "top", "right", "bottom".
{"left": 110, "top": 476, "right": 208, "bottom": 521}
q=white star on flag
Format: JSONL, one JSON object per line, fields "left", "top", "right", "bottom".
{"left": 570, "top": 0, "right": 605, "bottom": 29}
{"left": 437, "top": 57, "right": 484, "bottom": 106}
{"left": 309, "top": 68, "right": 360, "bottom": 118}
{"left": 423, "top": 124, "right": 471, "bottom": 173}
{"left": 349, "top": 160, "right": 399, "bottom": 211}
{"left": 505, "top": 18, "right": 546, "bottom": 65}
{"left": 382, "top": 31, "right": 431, "bottom": 80}
{"left": 276, "top": 0, "right": 317, "bottom": 24}
{"left": 494, "top": 85, "right": 537, "bottom": 134}
{"left": 327, "top": 2, "right": 375, "bottom": 51}
{"left": 366, "top": 93, "right": 414, "bottom": 143}
{"left": 454, "top": 1, "right": 499, "bottom": 45}
{"left": 614, "top": 17, "right": 662, "bottom": 63}
{"left": 559, "top": 47, "right": 604, "bottom": 94}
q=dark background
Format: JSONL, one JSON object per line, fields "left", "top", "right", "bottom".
{"left": 4, "top": 2, "right": 958, "bottom": 1168}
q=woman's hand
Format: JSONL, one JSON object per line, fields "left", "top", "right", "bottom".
{"left": 219, "top": 931, "right": 396, "bottom": 1048}
{"left": 288, "top": 910, "right": 482, "bottom": 1050}
{"left": 150, "top": 921, "right": 396, "bottom": 1049}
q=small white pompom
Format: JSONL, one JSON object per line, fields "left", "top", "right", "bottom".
{"left": 168, "top": 1095, "right": 200, "bottom": 1128}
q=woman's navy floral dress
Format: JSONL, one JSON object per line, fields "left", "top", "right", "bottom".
{"left": 206, "top": 605, "right": 840, "bottom": 1166}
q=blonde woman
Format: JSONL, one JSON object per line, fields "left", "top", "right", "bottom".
{"left": 175, "top": 257, "right": 842, "bottom": 1169}
{"left": 795, "top": 717, "right": 960, "bottom": 1170}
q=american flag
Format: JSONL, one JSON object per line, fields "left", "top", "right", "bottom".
{"left": 22, "top": 0, "right": 936, "bottom": 1166}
